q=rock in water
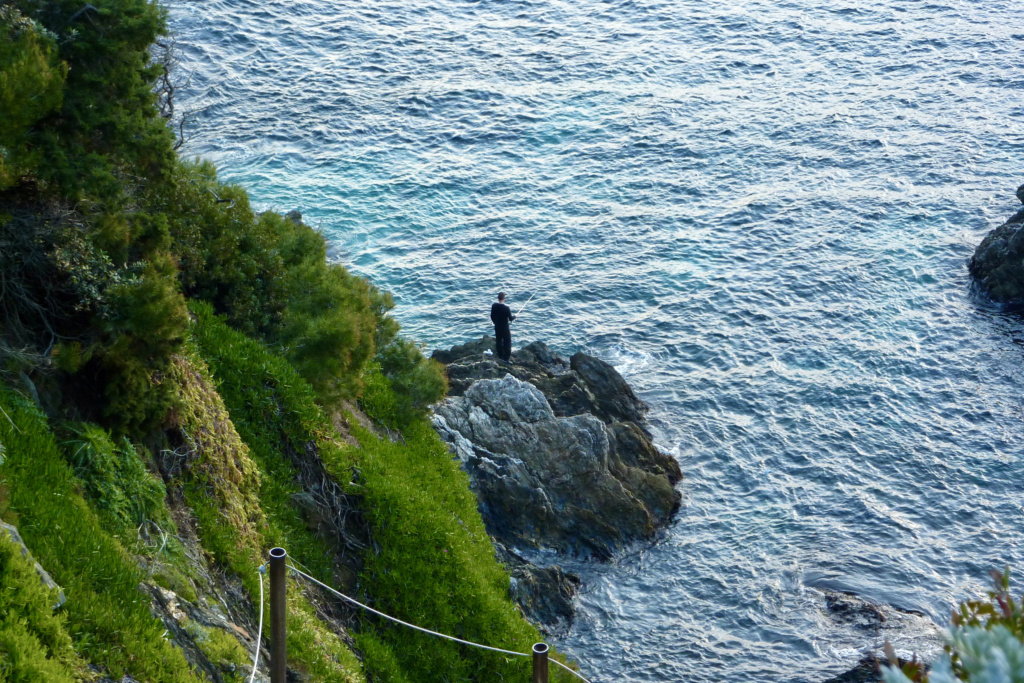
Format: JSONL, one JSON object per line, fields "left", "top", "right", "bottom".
{"left": 969, "top": 184, "right": 1024, "bottom": 304}
{"left": 431, "top": 338, "right": 681, "bottom": 560}
{"left": 496, "top": 543, "right": 580, "bottom": 634}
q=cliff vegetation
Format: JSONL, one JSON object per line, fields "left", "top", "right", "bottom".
{"left": 0, "top": 0, "right": 578, "bottom": 680}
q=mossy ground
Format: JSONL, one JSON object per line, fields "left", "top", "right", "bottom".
{"left": 0, "top": 531, "right": 86, "bottom": 681}
{"left": 0, "top": 387, "right": 199, "bottom": 683}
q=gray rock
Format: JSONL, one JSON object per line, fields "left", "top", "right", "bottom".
{"left": 570, "top": 352, "right": 648, "bottom": 426}
{"left": 823, "top": 590, "right": 887, "bottom": 632}
{"left": 0, "top": 521, "right": 65, "bottom": 608}
{"left": 969, "top": 185, "right": 1024, "bottom": 304}
{"left": 815, "top": 589, "right": 941, "bottom": 683}
{"left": 430, "top": 338, "right": 682, "bottom": 629}
{"left": 432, "top": 372, "right": 679, "bottom": 559}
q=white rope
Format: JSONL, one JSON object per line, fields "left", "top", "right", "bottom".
{"left": 248, "top": 565, "right": 266, "bottom": 683}
{"left": 287, "top": 565, "right": 529, "bottom": 659}
{"left": 287, "top": 564, "right": 595, "bottom": 682}
{"left": 552, "top": 657, "right": 594, "bottom": 683}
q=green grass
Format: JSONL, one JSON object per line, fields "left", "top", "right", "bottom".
{"left": 177, "top": 311, "right": 363, "bottom": 682}
{"left": 0, "top": 387, "right": 200, "bottom": 682}
{"left": 60, "top": 422, "right": 169, "bottom": 546}
{"left": 0, "top": 529, "right": 85, "bottom": 681}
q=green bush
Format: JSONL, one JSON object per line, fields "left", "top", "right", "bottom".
{"left": 159, "top": 162, "right": 382, "bottom": 404}
{"left": 0, "top": 386, "right": 199, "bottom": 682}
{"left": 370, "top": 339, "right": 447, "bottom": 428}
{"left": 7, "top": 0, "right": 174, "bottom": 200}
{"left": 61, "top": 422, "right": 168, "bottom": 542}
{"left": 0, "top": 0, "right": 188, "bottom": 437}
{"left": 0, "top": 6, "right": 66, "bottom": 189}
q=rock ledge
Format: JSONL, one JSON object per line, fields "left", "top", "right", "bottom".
{"left": 969, "top": 184, "right": 1024, "bottom": 304}
{"left": 430, "top": 337, "right": 682, "bottom": 629}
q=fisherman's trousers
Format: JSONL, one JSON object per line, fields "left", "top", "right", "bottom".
{"left": 495, "top": 328, "right": 512, "bottom": 362}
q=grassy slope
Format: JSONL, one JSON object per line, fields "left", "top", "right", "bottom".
{"left": 0, "top": 387, "right": 200, "bottom": 682}
{"left": 0, "top": 304, "right": 575, "bottom": 682}
{"left": 191, "top": 301, "right": 578, "bottom": 682}
{"left": 0, "top": 530, "right": 86, "bottom": 681}
{"left": 169, "top": 347, "right": 364, "bottom": 683}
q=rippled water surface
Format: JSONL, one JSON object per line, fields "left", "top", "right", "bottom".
{"left": 166, "top": 0, "right": 1024, "bottom": 679}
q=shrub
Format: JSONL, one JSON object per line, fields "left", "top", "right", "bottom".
{"left": 62, "top": 422, "right": 168, "bottom": 542}
{"left": 0, "top": 6, "right": 66, "bottom": 189}
{"left": 1, "top": 0, "right": 188, "bottom": 437}
{"left": 884, "top": 570, "right": 1024, "bottom": 683}
{"left": 161, "top": 163, "right": 381, "bottom": 404}
{"left": 7, "top": 0, "right": 174, "bottom": 200}
{"left": 372, "top": 339, "right": 447, "bottom": 428}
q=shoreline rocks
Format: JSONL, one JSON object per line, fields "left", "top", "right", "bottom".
{"left": 969, "top": 184, "right": 1024, "bottom": 304}
{"left": 429, "top": 337, "right": 682, "bottom": 629}
{"left": 816, "top": 588, "right": 942, "bottom": 683}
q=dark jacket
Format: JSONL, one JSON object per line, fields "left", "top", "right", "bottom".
{"left": 490, "top": 302, "right": 514, "bottom": 332}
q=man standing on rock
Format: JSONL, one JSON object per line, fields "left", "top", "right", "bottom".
{"left": 490, "top": 292, "right": 517, "bottom": 362}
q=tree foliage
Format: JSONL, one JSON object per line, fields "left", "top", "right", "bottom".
{"left": 0, "top": 5, "right": 65, "bottom": 189}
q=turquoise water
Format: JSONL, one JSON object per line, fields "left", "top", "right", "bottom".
{"left": 166, "top": 0, "right": 1024, "bottom": 680}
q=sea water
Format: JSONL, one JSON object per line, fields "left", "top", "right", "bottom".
{"left": 165, "top": 0, "right": 1024, "bottom": 680}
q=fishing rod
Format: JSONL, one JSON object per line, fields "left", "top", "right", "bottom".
{"left": 515, "top": 292, "right": 536, "bottom": 318}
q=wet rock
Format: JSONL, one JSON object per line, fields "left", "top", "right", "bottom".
{"left": 431, "top": 339, "right": 681, "bottom": 560}
{"left": 822, "top": 653, "right": 926, "bottom": 683}
{"left": 496, "top": 544, "right": 579, "bottom": 634}
{"left": 824, "top": 590, "right": 887, "bottom": 633}
{"left": 969, "top": 184, "right": 1024, "bottom": 304}
{"left": 821, "top": 655, "right": 889, "bottom": 683}
{"left": 815, "top": 589, "right": 942, "bottom": 683}
{"left": 0, "top": 521, "right": 65, "bottom": 608}
{"left": 570, "top": 352, "right": 648, "bottom": 426}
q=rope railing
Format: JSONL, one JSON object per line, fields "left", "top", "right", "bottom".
{"left": 286, "top": 563, "right": 595, "bottom": 683}
{"left": 248, "top": 565, "right": 266, "bottom": 683}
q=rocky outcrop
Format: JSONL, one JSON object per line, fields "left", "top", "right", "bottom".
{"left": 431, "top": 338, "right": 681, "bottom": 631}
{"left": 431, "top": 338, "right": 681, "bottom": 562}
{"left": 969, "top": 184, "right": 1024, "bottom": 304}
{"left": 821, "top": 655, "right": 891, "bottom": 683}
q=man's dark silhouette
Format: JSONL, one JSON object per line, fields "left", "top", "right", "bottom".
{"left": 490, "top": 292, "right": 516, "bottom": 362}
